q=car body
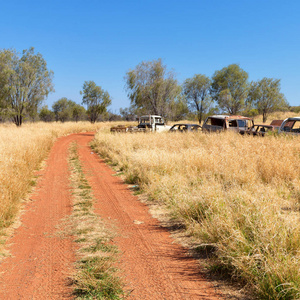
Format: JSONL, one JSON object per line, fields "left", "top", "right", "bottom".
{"left": 169, "top": 124, "right": 201, "bottom": 132}
{"left": 269, "top": 120, "right": 283, "bottom": 130}
{"left": 249, "top": 124, "right": 276, "bottom": 137}
{"left": 136, "top": 115, "right": 171, "bottom": 132}
{"left": 111, "top": 115, "right": 171, "bottom": 133}
{"left": 202, "top": 115, "right": 254, "bottom": 134}
{"left": 278, "top": 117, "right": 300, "bottom": 135}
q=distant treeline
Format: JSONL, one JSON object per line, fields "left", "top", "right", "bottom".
{"left": 0, "top": 48, "right": 298, "bottom": 126}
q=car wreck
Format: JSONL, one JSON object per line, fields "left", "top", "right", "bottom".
{"left": 249, "top": 124, "right": 276, "bottom": 137}
{"left": 202, "top": 115, "right": 254, "bottom": 134}
{"left": 110, "top": 115, "right": 171, "bottom": 133}
{"left": 169, "top": 124, "right": 201, "bottom": 132}
{"left": 278, "top": 117, "right": 300, "bottom": 135}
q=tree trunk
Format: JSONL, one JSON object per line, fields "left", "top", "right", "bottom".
{"left": 263, "top": 112, "right": 267, "bottom": 123}
{"left": 13, "top": 114, "right": 22, "bottom": 126}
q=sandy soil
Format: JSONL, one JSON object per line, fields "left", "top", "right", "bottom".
{"left": 0, "top": 132, "right": 224, "bottom": 299}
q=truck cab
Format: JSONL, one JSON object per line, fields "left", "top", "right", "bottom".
{"left": 137, "top": 115, "right": 168, "bottom": 131}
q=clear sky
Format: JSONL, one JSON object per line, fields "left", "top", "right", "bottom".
{"left": 1, "top": 0, "right": 299, "bottom": 112}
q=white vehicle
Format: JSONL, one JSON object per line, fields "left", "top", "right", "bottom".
{"left": 278, "top": 117, "right": 300, "bottom": 135}
{"left": 136, "top": 115, "right": 171, "bottom": 132}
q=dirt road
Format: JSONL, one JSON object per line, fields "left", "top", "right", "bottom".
{"left": 0, "top": 133, "right": 223, "bottom": 299}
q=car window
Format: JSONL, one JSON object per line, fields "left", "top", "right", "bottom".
{"left": 291, "top": 120, "right": 300, "bottom": 133}
{"left": 237, "top": 120, "right": 246, "bottom": 127}
{"left": 229, "top": 120, "right": 238, "bottom": 127}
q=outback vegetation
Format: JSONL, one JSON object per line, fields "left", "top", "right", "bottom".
{"left": 91, "top": 120, "right": 300, "bottom": 299}
{"left": 0, "top": 48, "right": 54, "bottom": 126}
{"left": 0, "top": 46, "right": 299, "bottom": 299}
{"left": 0, "top": 113, "right": 299, "bottom": 298}
{"left": 0, "top": 48, "right": 293, "bottom": 125}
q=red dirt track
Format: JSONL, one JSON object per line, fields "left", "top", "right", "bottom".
{"left": 0, "top": 132, "right": 223, "bottom": 299}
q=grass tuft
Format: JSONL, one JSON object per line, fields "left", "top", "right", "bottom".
{"left": 68, "top": 142, "right": 124, "bottom": 299}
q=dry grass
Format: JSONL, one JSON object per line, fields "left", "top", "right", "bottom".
{"left": 0, "top": 122, "right": 112, "bottom": 237}
{"left": 91, "top": 124, "right": 300, "bottom": 299}
{"left": 253, "top": 111, "right": 299, "bottom": 124}
{"left": 67, "top": 142, "right": 124, "bottom": 299}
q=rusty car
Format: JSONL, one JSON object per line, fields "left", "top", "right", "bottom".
{"left": 202, "top": 115, "right": 254, "bottom": 134}
{"left": 278, "top": 117, "right": 300, "bottom": 135}
{"left": 249, "top": 124, "right": 276, "bottom": 136}
{"left": 169, "top": 124, "right": 201, "bottom": 132}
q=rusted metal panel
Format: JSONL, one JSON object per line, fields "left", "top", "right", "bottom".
{"left": 270, "top": 120, "right": 284, "bottom": 127}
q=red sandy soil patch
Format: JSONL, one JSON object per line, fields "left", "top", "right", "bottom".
{"left": 0, "top": 132, "right": 225, "bottom": 299}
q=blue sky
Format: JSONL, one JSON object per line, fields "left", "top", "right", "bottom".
{"left": 1, "top": 0, "right": 299, "bottom": 112}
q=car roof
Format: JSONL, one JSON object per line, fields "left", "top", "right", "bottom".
{"left": 208, "top": 115, "right": 252, "bottom": 120}
{"left": 282, "top": 117, "right": 300, "bottom": 121}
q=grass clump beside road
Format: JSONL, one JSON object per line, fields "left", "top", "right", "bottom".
{"left": 91, "top": 130, "right": 300, "bottom": 299}
{"left": 68, "top": 142, "right": 124, "bottom": 299}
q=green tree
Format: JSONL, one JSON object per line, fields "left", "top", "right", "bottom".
{"left": 39, "top": 105, "right": 54, "bottom": 122}
{"left": 183, "top": 74, "right": 211, "bottom": 124}
{"left": 120, "top": 107, "right": 136, "bottom": 121}
{"left": 125, "top": 59, "right": 180, "bottom": 118}
{"left": 80, "top": 81, "right": 111, "bottom": 123}
{"left": 248, "top": 78, "right": 288, "bottom": 123}
{"left": 72, "top": 103, "right": 86, "bottom": 122}
{"left": 168, "top": 96, "right": 189, "bottom": 121}
{"left": 0, "top": 47, "right": 54, "bottom": 126}
{"left": 210, "top": 64, "right": 249, "bottom": 115}
{"left": 290, "top": 106, "right": 300, "bottom": 113}
{"left": 52, "top": 98, "right": 75, "bottom": 122}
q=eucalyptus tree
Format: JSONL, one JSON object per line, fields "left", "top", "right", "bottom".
{"left": 80, "top": 81, "right": 111, "bottom": 123}
{"left": 210, "top": 64, "right": 249, "bottom": 115}
{"left": 183, "top": 74, "right": 211, "bottom": 124}
{"left": 52, "top": 98, "right": 76, "bottom": 122}
{"left": 72, "top": 103, "right": 86, "bottom": 122}
{"left": 0, "top": 47, "right": 54, "bottom": 126}
{"left": 125, "top": 59, "right": 181, "bottom": 118}
{"left": 248, "top": 78, "right": 288, "bottom": 122}
{"left": 39, "top": 105, "right": 55, "bottom": 122}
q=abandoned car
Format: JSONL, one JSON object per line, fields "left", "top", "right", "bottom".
{"left": 249, "top": 124, "right": 276, "bottom": 137}
{"left": 169, "top": 124, "right": 201, "bottom": 132}
{"left": 278, "top": 117, "right": 300, "bottom": 135}
{"left": 202, "top": 115, "right": 254, "bottom": 134}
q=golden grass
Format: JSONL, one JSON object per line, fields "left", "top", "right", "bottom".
{"left": 253, "top": 111, "right": 299, "bottom": 124}
{"left": 92, "top": 127, "right": 300, "bottom": 299}
{"left": 0, "top": 122, "right": 112, "bottom": 235}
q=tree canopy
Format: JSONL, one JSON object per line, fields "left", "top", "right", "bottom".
{"left": 0, "top": 47, "right": 54, "bottom": 126}
{"left": 52, "top": 98, "right": 75, "bottom": 122}
{"left": 39, "top": 105, "right": 55, "bottom": 122}
{"left": 125, "top": 59, "right": 181, "bottom": 118}
{"left": 210, "top": 64, "right": 249, "bottom": 115}
{"left": 248, "top": 78, "right": 288, "bottom": 122}
{"left": 80, "top": 81, "right": 111, "bottom": 123}
{"left": 183, "top": 74, "right": 211, "bottom": 124}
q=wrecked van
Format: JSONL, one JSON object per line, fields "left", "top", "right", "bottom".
{"left": 202, "top": 115, "right": 254, "bottom": 134}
